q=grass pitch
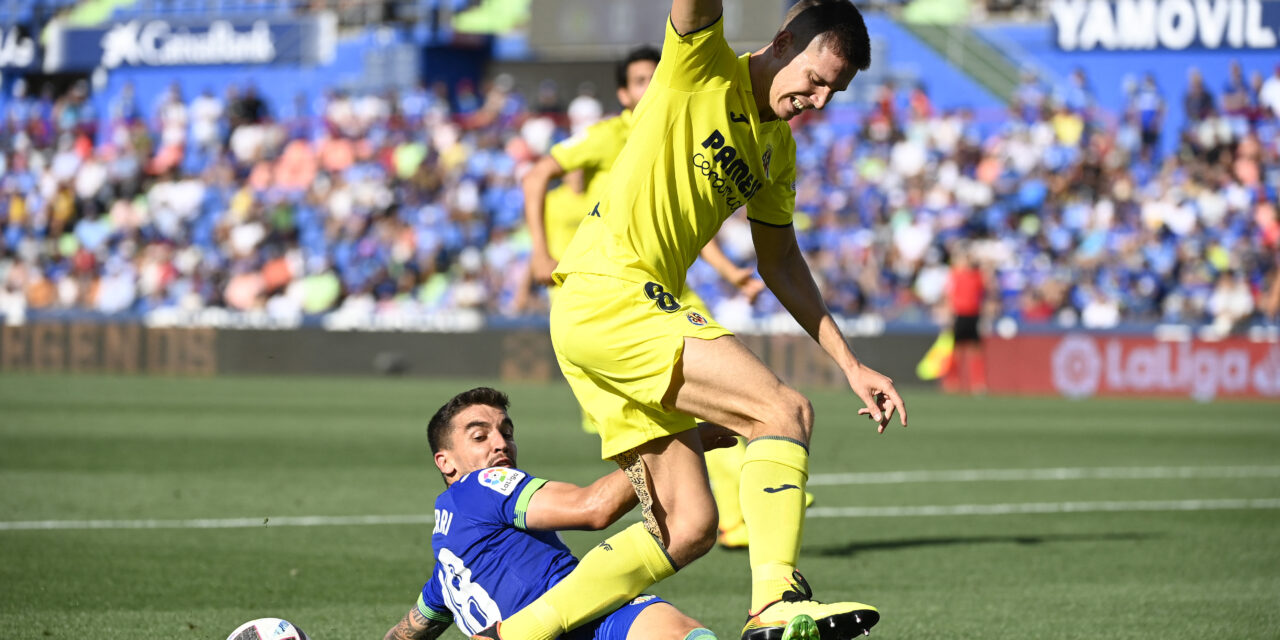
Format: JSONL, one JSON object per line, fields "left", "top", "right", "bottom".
{"left": 1, "top": 374, "right": 1278, "bottom": 639}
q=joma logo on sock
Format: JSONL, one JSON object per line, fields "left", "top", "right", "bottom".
{"left": 762, "top": 484, "right": 800, "bottom": 493}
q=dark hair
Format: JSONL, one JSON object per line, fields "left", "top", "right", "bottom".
{"left": 616, "top": 45, "right": 661, "bottom": 90}
{"left": 780, "top": 0, "right": 872, "bottom": 72}
{"left": 427, "top": 387, "right": 510, "bottom": 454}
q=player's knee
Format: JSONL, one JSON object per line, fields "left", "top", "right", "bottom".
{"left": 665, "top": 618, "right": 711, "bottom": 640}
{"left": 665, "top": 511, "right": 717, "bottom": 565}
{"left": 627, "top": 603, "right": 710, "bottom": 640}
{"left": 757, "top": 387, "right": 812, "bottom": 443}
{"left": 796, "top": 393, "right": 814, "bottom": 435}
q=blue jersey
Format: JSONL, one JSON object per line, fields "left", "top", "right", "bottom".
{"left": 417, "top": 467, "right": 578, "bottom": 636}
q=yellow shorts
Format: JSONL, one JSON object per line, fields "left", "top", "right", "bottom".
{"left": 550, "top": 273, "right": 732, "bottom": 459}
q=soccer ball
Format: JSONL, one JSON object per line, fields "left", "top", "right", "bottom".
{"left": 225, "top": 618, "right": 311, "bottom": 640}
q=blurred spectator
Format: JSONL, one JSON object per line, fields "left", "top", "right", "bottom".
{"left": 1128, "top": 74, "right": 1164, "bottom": 160}
{"left": 1261, "top": 66, "right": 1280, "bottom": 120}
{"left": 1207, "top": 270, "right": 1255, "bottom": 336}
{"left": 1056, "top": 67, "right": 1093, "bottom": 115}
{"left": 565, "top": 82, "right": 603, "bottom": 136}
{"left": 1183, "top": 68, "right": 1216, "bottom": 123}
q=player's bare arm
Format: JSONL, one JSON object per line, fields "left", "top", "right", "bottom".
{"left": 522, "top": 155, "right": 568, "bottom": 285}
{"left": 523, "top": 422, "right": 738, "bottom": 531}
{"left": 524, "top": 470, "right": 639, "bottom": 531}
{"left": 670, "top": 0, "right": 722, "bottom": 35}
{"left": 382, "top": 606, "right": 450, "bottom": 640}
{"left": 751, "top": 219, "right": 907, "bottom": 430}
{"left": 700, "top": 237, "right": 765, "bottom": 303}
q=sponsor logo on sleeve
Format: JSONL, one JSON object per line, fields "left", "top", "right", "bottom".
{"left": 478, "top": 467, "right": 525, "bottom": 495}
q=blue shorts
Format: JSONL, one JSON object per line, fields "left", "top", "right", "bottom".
{"left": 562, "top": 595, "right": 666, "bottom": 640}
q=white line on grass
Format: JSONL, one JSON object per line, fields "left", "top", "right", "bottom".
{"left": 807, "top": 465, "right": 1280, "bottom": 486}
{"left": 3, "top": 499, "right": 1279, "bottom": 531}
{"left": 0, "top": 514, "right": 434, "bottom": 531}
{"left": 806, "top": 498, "right": 1280, "bottom": 518}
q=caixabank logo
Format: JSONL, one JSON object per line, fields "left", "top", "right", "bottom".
{"left": 100, "top": 20, "right": 276, "bottom": 68}
{"left": 1050, "top": 334, "right": 1280, "bottom": 401}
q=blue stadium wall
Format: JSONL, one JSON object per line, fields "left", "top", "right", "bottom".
{"left": 864, "top": 15, "right": 1005, "bottom": 113}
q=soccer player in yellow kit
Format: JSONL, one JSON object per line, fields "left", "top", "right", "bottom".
{"left": 522, "top": 45, "right": 765, "bottom": 549}
{"left": 477, "top": 2, "right": 907, "bottom": 640}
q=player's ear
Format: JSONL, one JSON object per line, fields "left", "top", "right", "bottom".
{"left": 771, "top": 29, "right": 794, "bottom": 58}
{"left": 434, "top": 450, "right": 455, "bottom": 477}
{"left": 616, "top": 86, "right": 629, "bottom": 110}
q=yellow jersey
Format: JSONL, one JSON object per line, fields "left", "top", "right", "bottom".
{"left": 553, "top": 16, "right": 797, "bottom": 294}
{"left": 542, "top": 185, "right": 592, "bottom": 261}
{"left": 544, "top": 110, "right": 635, "bottom": 260}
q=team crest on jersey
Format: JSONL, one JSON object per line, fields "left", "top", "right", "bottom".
{"left": 629, "top": 595, "right": 658, "bottom": 605}
{"left": 762, "top": 145, "right": 773, "bottom": 180}
{"left": 686, "top": 311, "right": 708, "bottom": 327}
{"left": 478, "top": 467, "right": 525, "bottom": 496}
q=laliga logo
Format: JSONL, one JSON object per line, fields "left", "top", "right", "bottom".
{"left": 1051, "top": 334, "right": 1103, "bottom": 398}
{"left": 100, "top": 20, "right": 276, "bottom": 68}
{"left": 1051, "top": 335, "right": 1280, "bottom": 400}
{"left": 1255, "top": 347, "right": 1280, "bottom": 396}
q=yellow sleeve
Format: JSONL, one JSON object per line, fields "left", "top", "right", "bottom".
{"left": 550, "top": 116, "right": 628, "bottom": 172}
{"left": 653, "top": 15, "right": 736, "bottom": 93}
{"left": 746, "top": 134, "right": 797, "bottom": 227}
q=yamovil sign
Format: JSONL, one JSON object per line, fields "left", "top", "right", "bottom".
{"left": 1050, "top": 0, "right": 1280, "bottom": 51}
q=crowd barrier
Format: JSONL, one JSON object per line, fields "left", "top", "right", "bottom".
{"left": 0, "top": 322, "right": 935, "bottom": 388}
{"left": 7, "top": 322, "right": 1277, "bottom": 401}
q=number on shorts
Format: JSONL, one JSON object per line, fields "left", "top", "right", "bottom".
{"left": 644, "top": 282, "right": 681, "bottom": 313}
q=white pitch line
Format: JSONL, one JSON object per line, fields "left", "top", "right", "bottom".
{"left": 3, "top": 499, "right": 1280, "bottom": 531}
{"left": 807, "top": 465, "right": 1280, "bottom": 486}
{"left": 806, "top": 498, "right": 1280, "bottom": 518}
{"left": 0, "top": 514, "right": 434, "bottom": 531}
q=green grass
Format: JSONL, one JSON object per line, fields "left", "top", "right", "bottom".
{"left": 1, "top": 374, "right": 1278, "bottom": 639}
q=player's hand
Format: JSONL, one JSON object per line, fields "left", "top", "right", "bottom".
{"left": 846, "top": 363, "right": 908, "bottom": 433}
{"left": 695, "top": 421, "right": 740, "bottom": 451}
{"left": 738, "top": 276, "right": 765, "bottom": 304}
{"left": 530, "top": 251, "right": 558, "bottom": 286}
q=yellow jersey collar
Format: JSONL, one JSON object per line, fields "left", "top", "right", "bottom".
{"left": 737, "top": 52, "right": 764, "bottom": 129}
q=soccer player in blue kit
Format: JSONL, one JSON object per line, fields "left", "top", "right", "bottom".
{"left": 382, "top": 387, "right": 819, "bottom": 640}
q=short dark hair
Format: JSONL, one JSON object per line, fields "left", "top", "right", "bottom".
{"left": 780, "top": 0, "right": 872, "bottom": 71}
{"left": 616, "top": 45, "right": 661, "bottom": 90}
{"left": 427, "top": 387, "right": 510, "bottom": 454}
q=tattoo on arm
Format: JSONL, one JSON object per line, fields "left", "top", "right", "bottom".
{"left": 384, "top": 607, "right": 451, "bottom": 640}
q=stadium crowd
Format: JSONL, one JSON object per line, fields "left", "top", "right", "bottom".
{"left": 1, "top": 63, "right": 1278, "bottom": 332}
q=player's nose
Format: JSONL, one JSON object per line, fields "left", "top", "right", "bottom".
{"left": 812, "top": 88, "right": 831, "bottom": 110}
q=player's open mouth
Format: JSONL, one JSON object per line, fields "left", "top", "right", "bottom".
{"left": 491, "top": 457, "right": 511, "bottom": 467}
{"left": 791, "top": 97, "right": 803, "bottom": 111}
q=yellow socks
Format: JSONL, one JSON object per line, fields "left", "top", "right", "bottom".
{"left": 739, "top": 437, "right": 809, "bottom": 612}
{"left": 498, "top": 522, "right": 676, "bottom": 639}
{"left": 705, "top": 437, "right": 746, "bottom": 530}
